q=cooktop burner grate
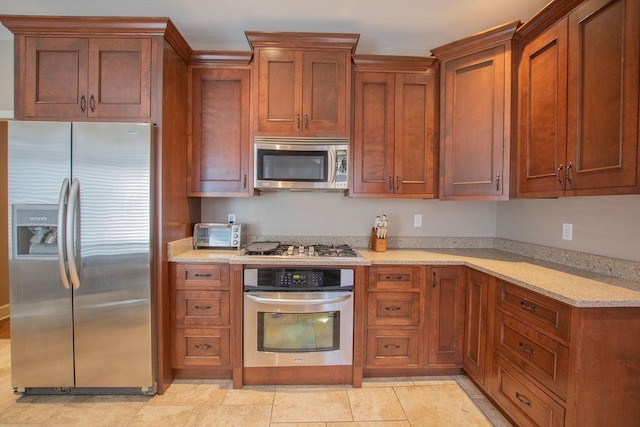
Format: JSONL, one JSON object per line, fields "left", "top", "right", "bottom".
{"left": 243, "top": 243, "right": 359, "bottom": 258}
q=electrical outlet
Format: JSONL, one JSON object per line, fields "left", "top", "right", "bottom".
{"left": 228, "top": 213, "right": 236, "bottom": 224}
{"left": 414, "top": 214, "right": 422, "bottom": 227}
{"left": 562, "top": 223, "right": 573, "bottom": 241}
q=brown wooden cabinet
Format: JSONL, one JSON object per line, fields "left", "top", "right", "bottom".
{"left": 246, "top": 32, "right": 358, "bottom": 138}
{"left": 188, "top": 56, "right": 252, "bottom": 196}
{"left": 16, "top": 35, "right": 152, "bottom": 120}
{"left": 171, "top": 263, "right": 232, "bottom": 370}
{"left": 517, "top": 0, "right": 640, "bottom": 197}
{"left": 463, "top": 269, "right": 493, "bottom": 387}
{"left": 432, "top": 21, "right": 519, "bottom": 200}
{"left": 351, "top": 56, "right": 438, "bottom": 198}
{"left": 425, "top": 266, "right": 465, "bottom": 365}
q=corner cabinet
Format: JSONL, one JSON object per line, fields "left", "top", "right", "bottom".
{"left": 188, "top": 53, "right": 252, "bottom": 196}
{"left": 517, "top": 0, "right": 640, "bottom": 197}
{"left": 246, "top": 32, "right": 359, "bottom": 138}
{"left": 351, "top": 56, "right": 438, "bottom": 198}
{"left": 432, "top": 21, "right": 519, "bottom": 200}
{"left": 6, "top": 22, "right": 155, "bottom": 121}
{"left": 463, "top": 269, "right": 493, "bottom": 387}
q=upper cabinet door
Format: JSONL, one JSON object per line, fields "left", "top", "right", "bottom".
{"left": 566, "top": 0, "right": 640, "bottom": 193}
{"left": 87, "top": 38, "right": 152, "bottom": 119}
{"left": 518, "top": 18, "right": 569, "bottom": 197}
{"left": 439, "top": 46, "right": 510, "bottom": 199}
{"left": 394, "top": 73, "right": 437, "bottom": 197}
{"left": 22, "top": 37, "right": 89, "bottom": 119}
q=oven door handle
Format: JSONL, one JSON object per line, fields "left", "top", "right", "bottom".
{"left": 245, "top": 293, "right": 352, "bottom": 305}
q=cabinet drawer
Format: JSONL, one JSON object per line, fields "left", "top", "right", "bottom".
{"left": 490, "top": 355, "right": 565, "bottom": 427}
{"left": 368, "top": 266, "right": 422, "bottom": 291}
{"left": 496, "top": 280, "right": 571, "bottom": 342}
{"left": 175, "top": 290, "right": 230, "bottom": 326}
{"left": 367, "top": 292, "right": 421, "bottom": 326}
{"left": 174, "top": 264, "right": 230, "bottom": 289}
{"left": 173, "top": 328, "right": 230, "bottom": 367}
{"left": 366, "top": 329, "right": 419, "bottom": 367}
{"left": 494, "top": 310, "right": 569, "bottom": 400}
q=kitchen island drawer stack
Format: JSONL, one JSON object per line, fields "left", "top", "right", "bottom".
{"left": 171, "top": 264, "right": 232, "bottom": 370}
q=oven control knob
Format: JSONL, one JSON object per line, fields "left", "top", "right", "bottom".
{"left": 308, "top": 246, "right": 315, "bottom": 256}
{"left": 298, "top": 245, "right": 304, "bottom": 255}
{"left": 287, "top": 245, "right": 294, "bottom": 255}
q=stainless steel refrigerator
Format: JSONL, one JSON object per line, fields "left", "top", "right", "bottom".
{"left": 8, "top": 121, "right": 156, "bottom": 394}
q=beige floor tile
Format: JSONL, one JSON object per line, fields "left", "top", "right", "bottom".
{"left": 327, "top": 422, "right": 410, "bottom": 426}
{"left": 272, "top": 387, "right": 352, "bottom": 423}
{"left": 394, "top": 384, "right": 492, "bottom": 426}
{"left": 346, "top": 387, "right": 406, "bottom": 422}
{"left": 0, "top": 394, "right": 77, "bottom": 424}
{"left": 361, "top": 377, "right": 416, "bottom": 388}
{"left": 128, "top": 404, "right": 195, "bottom": 427}
{"left": 409, "top": 376, "right": 457, "bottom": 386}
{"left": 223, "top": 385, "right": 275, "bottom": 406}
{"left": 42, "top": 402, "right": 140, "bottom": 426}
{"left": 271, "top": 423, "right": 327, "bottom": 427}
{"left": 147, "top": 381, "right": 228, "bottom": 406}
{"left": 454, "top": 375, "right": 485, "bottom": 399}
{"left": 473, "top": 397, "right": 514, "bottom": 427}
{"left": 187, "top": 404, "right": 272, "bottom": 426}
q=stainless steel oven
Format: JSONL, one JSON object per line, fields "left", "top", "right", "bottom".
{"left": 243, "top": 267, "right": 354, "bottom": 367}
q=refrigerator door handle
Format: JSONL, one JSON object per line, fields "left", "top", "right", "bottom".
{"left": 57, "top": 178, "right": 71, "bottom": 290}
{"left": 66, "top": 178, "right": 81, "bottom": 289}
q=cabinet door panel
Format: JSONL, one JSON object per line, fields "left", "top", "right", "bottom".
{"left": 88, "top": 38, "right": 152, "bottom": 118}
{"left": 567, "top": 0, "right": 640, "bottom": 191}
{"left": 23, "top": 37, "right": 88, "bottom": 118}
{"left": 464, "top": 269, "right": 491, "bottom": 386}
{"left": 352, "top": 72, "right": 395, "bottom": 195}
{"left": 518, "top": 19, "right": 568, "bottom": 196}
{"left": 395, "top": 73, "right": 437, "bottom": 196}
{"left": 441, "top": 46, "right": 508, "bottom": 199}
{"left": 427, "top": 266, "right": 465, "bottom": 365}
{"left": 189, "top": 67, "right": 251, "bottom": 195}
{"left": 302, "top": 50, "right": 348, "bottom": 135}
{"left": 256, "top": 49, "right": 299, "bottom": 134}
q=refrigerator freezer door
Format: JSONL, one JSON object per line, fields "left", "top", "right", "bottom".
{"left": 8, "top": 121, "right": 75, "bottom": 388}
{"left": 71, "top": 122, "right": 155, "bottom": 388}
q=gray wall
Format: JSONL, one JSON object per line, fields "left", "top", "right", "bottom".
{"left": 0, "top": 40, "right": 14, "bottom": 117}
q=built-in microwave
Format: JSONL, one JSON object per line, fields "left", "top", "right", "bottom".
{"left": 254, "top": 137, "right": 349, "bottom": 191}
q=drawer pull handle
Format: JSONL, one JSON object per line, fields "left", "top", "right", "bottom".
{"left": 520, "top": 301, "right": 538, "bottom": 312}
{"left": 384, "top": 344, "right": 401, "bottom": 349}
{"left": 384, "top": 306, "right": 401, "bottom": 311}
{"left": 384, "top": 275, "right": 403, "bottom": 281}
{"left": 515, "top": 392, "right": 533, "bottom": 407}
{"left": 432, "top": 271, "right": 437, "bottom": 288}
{"left": 194, "top": 344, "right": 211, "bottom": 350}
{"left": 518, "top": 342, "right": 536, "bottom": 356}
{"left": 193, "top": 273, "right": 213, "bottom": 278}
{"left": 194, "top": 305, "right": 212, "bottom": 310}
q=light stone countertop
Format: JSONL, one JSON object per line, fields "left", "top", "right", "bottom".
{"left": 168, "top": 242, "right": 640, "bottom": 308}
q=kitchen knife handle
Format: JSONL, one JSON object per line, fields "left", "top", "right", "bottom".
{"left": 57, "top": 178, "right": 71, "bottom": 290}
{"left": 66, "top": 178, "right": 81, "bottom": 290}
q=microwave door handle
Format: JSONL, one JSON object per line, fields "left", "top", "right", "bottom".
{"left": 328, "top": 148, "right": 337, "bottom": 184}
{"left": 245, "top": 293, "right": 352, "bottom": 305}
{"left": 66, "top": 178, "right": 81, "bottom": 290}
{"left": 57, "top": 178, "right": 71, "bottom": 290}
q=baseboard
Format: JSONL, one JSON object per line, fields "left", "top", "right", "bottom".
{"left": 0, "top": 304, "right": 9, "bottom": 320}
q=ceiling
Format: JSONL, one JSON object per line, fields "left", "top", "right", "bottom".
{"left": 0, "top": 0, "right": 551, "bottom": 55}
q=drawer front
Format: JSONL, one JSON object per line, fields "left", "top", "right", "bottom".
{"left": 495, "top": 310, "right": 569, "bottom": 400}
{"left": 173, "top": 328, "right": 230, "bottom": 367}
{"left": 175, "top": 264, "right": 230, "bottom": 289}
{"left": 490, "top": 355, "right": 565, "bottom": 427}
{"left": 368, "top": 266, "right": 422, "bottom": 291}
{"left": 367, "top": 292, "right": 421, "bottom": 326}
{"left": 175, "top": 290, "right": 230, "bottom": 326}
{"left": 366, "top": 329, "right": 419, "bottom": 367}
{"left": 496, "top": 280, "right": 571, "bottom": 342}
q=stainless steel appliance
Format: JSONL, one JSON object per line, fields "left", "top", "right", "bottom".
{"left": 193, "top": 222, "right": 245, "bottom": 249}
{"left": 8, "top": 121, "right": 156, "bottom": 395}
{"left": 244, "top": 267, "right": 354, "bottom": 367}
{"left": 254, "top": 137, "right": 349, "bottom": 191}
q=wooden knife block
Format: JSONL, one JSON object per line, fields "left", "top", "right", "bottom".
{"left": 369, "top": 228, "right": 387, "bottom": 252}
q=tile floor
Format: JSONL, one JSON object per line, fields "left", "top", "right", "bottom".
{"left": 0, "top": 339, "right": 512, "bottom": 426}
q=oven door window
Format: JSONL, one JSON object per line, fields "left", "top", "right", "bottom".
{"left": 257, "top": 149, "right": 328, "bottom": 182}
{"left": 257, "top": 311, "right": 340, "bottom": 352}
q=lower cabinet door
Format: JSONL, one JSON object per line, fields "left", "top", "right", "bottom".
{"left": 173, "top": 328, "right": 231, "bottom": 367}
{"left": 490, "top": 355, "right": 565, "bottom": 427}
{"left": 366, "top": 329, "right": 419, "bottom": 367}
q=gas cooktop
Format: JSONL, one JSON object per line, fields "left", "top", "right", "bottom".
{"left": 242, "top": 242, "right": 361, "bottom": 258}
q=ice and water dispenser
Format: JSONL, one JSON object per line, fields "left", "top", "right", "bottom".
{"left": 13, "top": 205, "right": 59, "bottom": 258}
